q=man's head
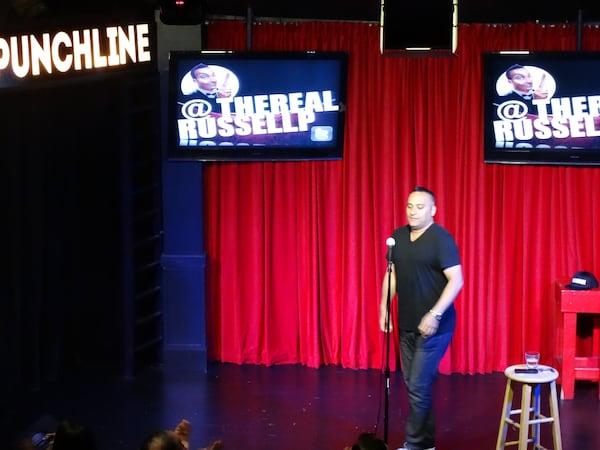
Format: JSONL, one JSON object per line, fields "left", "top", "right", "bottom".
{"left": 406, "top": 186, "right": 436, "bottom": 231}
{"left": 190, "top": 63, "right": 218, "bottom": 94}
{"left": 505, "top": 64, "right": 534, "bottom": 95}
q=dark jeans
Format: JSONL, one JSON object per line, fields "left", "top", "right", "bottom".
{"left": 399, "top": 329, "right": 453, "bottom": 450}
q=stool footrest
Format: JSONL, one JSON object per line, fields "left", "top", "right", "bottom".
{"left": 504, "top": 415, "right": 553, "bottom": 428}
{"left": 503, "top": 438, "right": 551, "bottom": 449}
{"left": 508, "top": 407, "right": 534, "bottom": 415}
{"left": 505, "top": 439, "right": 534, "bottom": 446}
{"left": 504, "top": 418, "right": 520, "bottom": 427}
{"left": 528, "top": 415, "right": 555, "bottom": 425}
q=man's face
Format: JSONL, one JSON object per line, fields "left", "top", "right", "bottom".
{"left": 192, "top": 66, "right": 218, "bottom": 93}
{"left": 406, "top": 191, "right": 436, "bottom": 230}
{"left": 508, "top": 67, "right": 534, "bottom": 94}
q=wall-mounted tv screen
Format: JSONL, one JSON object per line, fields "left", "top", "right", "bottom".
{"left": 167, "top": 50, "right": 348, "bottom": 161}
{"left": 483, "top": 51, "right": 600, "bottom": 166}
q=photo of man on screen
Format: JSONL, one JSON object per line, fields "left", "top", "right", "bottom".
{"left": 495, "top": 64, "right": 556, "bottom": 116}
{"left": 180, "top": 63, "right": 239, "bottom": 116}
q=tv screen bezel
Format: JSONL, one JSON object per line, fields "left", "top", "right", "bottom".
{"left": 166, "top": 50, "right": 348, "bottom": 162}
{"left": 483, "top": 51, "right": 600, "bottom": 167}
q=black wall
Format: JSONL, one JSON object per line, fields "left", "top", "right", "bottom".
{"left": 1, "top": 69, "right": 160, "bottom": 437}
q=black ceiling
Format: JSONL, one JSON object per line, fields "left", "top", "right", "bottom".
{"left": 7, "top": 0, "right": 600, "bottom": 24}
{"left": 203, "top": 1, "right": 600, "bottom": 24}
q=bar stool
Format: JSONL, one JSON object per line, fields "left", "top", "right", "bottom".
{"left": 496, "top": 364, "right": 562, "bottom": 450}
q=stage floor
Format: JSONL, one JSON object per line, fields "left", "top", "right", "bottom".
{"left": 10, "top": 362, "right": 600, "bottom": 449}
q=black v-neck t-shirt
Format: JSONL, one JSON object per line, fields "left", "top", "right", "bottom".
{"left": 389, "top": 223, "right": 461, "bottom": 333}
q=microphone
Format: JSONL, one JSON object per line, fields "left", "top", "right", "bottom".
{"left": 386, "top": 237, "right": 395, "bottom": 265}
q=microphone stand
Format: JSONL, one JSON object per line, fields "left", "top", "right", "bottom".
{"left": 383, "top": 251, "right": 393, "bottom": 444}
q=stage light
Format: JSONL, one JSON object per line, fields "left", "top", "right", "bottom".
{"left": 159, "top": 0, "right": 204, "bottom": 25}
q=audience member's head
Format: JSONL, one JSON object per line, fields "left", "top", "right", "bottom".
{"left": 350, "top": 432, "right": 388, "bottom": 450}
{"left": 51, "top": 419, "right": 96, "bottom": 450}
{"left": 139, "top": 430, "right": 185, "bottom": 450}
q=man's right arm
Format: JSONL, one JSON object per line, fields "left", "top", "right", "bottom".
{"left": 379, "top": 264, "right": 396, "bottom": 332}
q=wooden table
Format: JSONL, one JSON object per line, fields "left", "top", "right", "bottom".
{"left": 554, "top": 280, "right": 600, "bottom": 400}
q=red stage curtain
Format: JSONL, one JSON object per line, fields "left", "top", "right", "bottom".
{"left": 203, "top": 19, "right": 600, "bottom": 374}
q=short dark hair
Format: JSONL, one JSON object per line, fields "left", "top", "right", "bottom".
{"left": 190, "top": 63, "right": 209, "bottom": 79}
{"left": 139, "top": 430, "right": 182, "bottom": 450}
{"left": 505, "top": 63, "right": 525, "bottom": 80}
{"left": 52, "top": 419, "right": 96, "bottom": 450}
{"left": 351, "top": 432, "right": 387, "bottom": 450}
{"left": 412, "top": 186, "right": 436, "bottom": 203}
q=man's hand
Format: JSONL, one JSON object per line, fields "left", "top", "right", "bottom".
{"left": 174, "top": 419, "right": 191, "bottom": 449}
{"left": 417, "top": 312, "right": 439, "bottom": 338}
{"left": 201, "top": 440, "right": 224, "bottom": 450}
{"left": 533, "top": 73, "right": 548, "bottom": 100}
{"left": 379, "top": 313, "right": 393, "bottom": 332}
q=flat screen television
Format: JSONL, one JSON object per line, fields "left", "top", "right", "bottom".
{"left": 167, "top": 50, "right": 348, "bottom": 161}
{"left": 483, "top": 51, "right": 600, "bottom": 166}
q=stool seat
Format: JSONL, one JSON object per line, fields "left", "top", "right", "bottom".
{"left": 505, "top": 364, "right": 559, "bottom": 384}
{"left": 496, "top": 364, "right": 562, "bottom": 450}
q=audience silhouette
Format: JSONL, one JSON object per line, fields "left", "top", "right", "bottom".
{"left": 139, "top": 419, "right": 223, "bottom": 450}
{"left": 344, "top": 432, "right": 388, "bottom": 450}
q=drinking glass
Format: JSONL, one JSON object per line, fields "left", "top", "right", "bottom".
{"left": 525, "top": 351, "right": 540, "bottom": 369}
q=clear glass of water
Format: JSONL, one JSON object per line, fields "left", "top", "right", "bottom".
{"left": 525, "top": 351, "right": 540, "bottom": 369}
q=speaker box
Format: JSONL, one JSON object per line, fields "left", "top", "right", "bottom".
{"left": 381, "top": 0, "right": 458, "bottom": 55}
{"left": 159, "top": 0, "right": 204, "bottom": 25}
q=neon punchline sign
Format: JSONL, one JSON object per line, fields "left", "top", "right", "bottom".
{"left": 0, "top": 22, "right": 153, "bottom": 82}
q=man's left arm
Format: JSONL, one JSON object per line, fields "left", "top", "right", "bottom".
{"left": 418, "top": 264, "right": 464, "bottom": 337}
{"left": 431, "top": 264, "right": 464, "bottom": 317}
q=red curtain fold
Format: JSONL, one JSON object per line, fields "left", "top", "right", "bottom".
{"left": 203, "top": 20, "right": 600, "bottom": 374}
